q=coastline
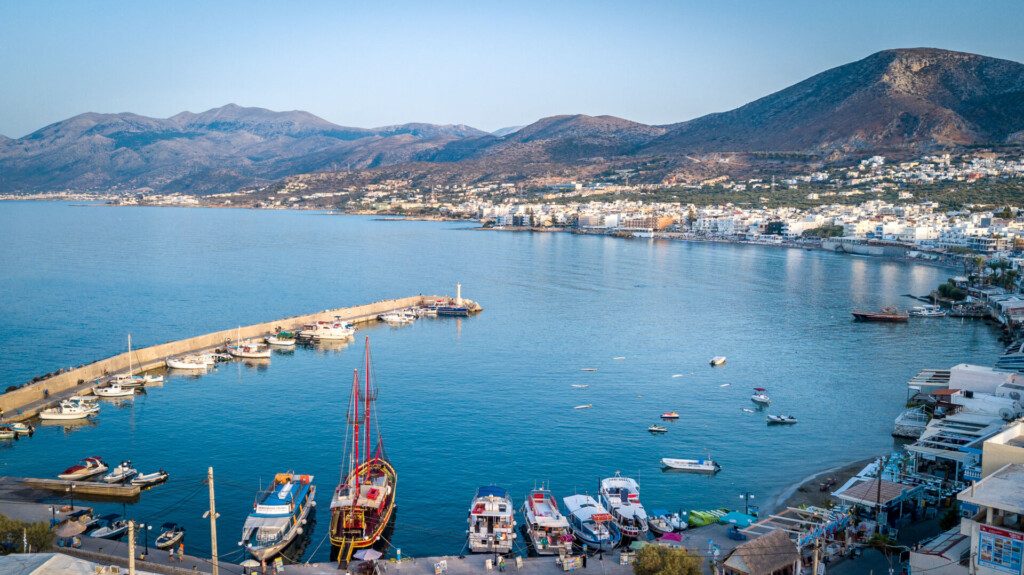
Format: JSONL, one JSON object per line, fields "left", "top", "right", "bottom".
{"left": 766, "top": 456, "right": 876, "bottom": 514}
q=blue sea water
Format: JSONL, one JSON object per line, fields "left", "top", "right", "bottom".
{"left": 0, "top": 201, "right": 1003, "bottom": 562}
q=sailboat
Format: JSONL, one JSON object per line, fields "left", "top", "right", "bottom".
{"left": 228, "top": 326, "right": 272, "bottom": 359}
{"left": 329, "top": 337, "right": 397, "bottom": 565}
{"left": 110, "top": 334, "right": 162, "bottom": 387}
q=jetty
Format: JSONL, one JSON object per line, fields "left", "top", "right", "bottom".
{"left": 16, "top": 477, "right": 140, "bottom": 501}
{"left": 0, "top": 293, "right": 481, "bottom": 422}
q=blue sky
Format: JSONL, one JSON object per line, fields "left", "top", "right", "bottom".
{"left": 1, "top": 0, "right": 1023, "bottom": 137}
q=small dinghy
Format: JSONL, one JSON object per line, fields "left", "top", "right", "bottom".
{"left": 647, "top": 510, "right": 682, "bottom": 535}
{"left": 571, "top": 384, "right": 589, "bottom": 389}
{"left": 131, "top": 469, "right": 169, "bottom": 487}
{"left": 671, "top": 374, "right": 684, "bottom": 378}
{"left": 719, "top": 383, "right": 731, "bottom": 387}
{"left": 709, "top": 356, "right": 727, "bottom": 366}
{"left": 660, "top": 411, "right": 680, "bottom": 420}
{"left": 767, "top": 414, "right": 798, "bottom": 425}
{"left": 93, "top": 384, "right": 135, "bottom": 398}
{"left": 155, "top": 522, "right": 185, "bottom": 549}
{"left": 89, "top": 515, "right": 129, "bottom": 539}
{"left": 574, "top": 404, "right": 592, "bottom": 409}
{"left": 613, "top": 356, "right": 625, "bottom": 360}
{"left": 102, "top": 460, "right": 138, "bottom": 483}
{"left": 0, "top": 426, "right": 16, "bottom": 440}
{"left": 661, "top": 457, "right": 721, "bottom": 473}
{"left": 741, "top": 408, "right": 756, "bottom": 414}
{"left": 9, "top": 422, "right": 34, "bottom": 436}
{"left": 648, "top": 425, "right": 668, "bottom": 434}
{"left": 580, "top": 368, "right": 597, "bottom": 372}
{"left": 265, "top": 330, "right": 297, "bottom": 347}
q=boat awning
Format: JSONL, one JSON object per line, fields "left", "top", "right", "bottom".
{"left": 242, "top": 516, "right": 289, "bottom": 531}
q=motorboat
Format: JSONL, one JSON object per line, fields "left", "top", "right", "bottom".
{"left": 750, "top": 388, "right": 771, "bottom": 406}
{"left": 660, "top": 411, "right": 680, "bottom": 419}
{"left": 562, "top": 494, "right": 621, "bottom": 552}
{"left": 89, "top": 515, "right": 129, "bottom": 539}
{"left": 155, "top": 523, "right": 185, "bottom": 549}
{"left": 436, "top": 305, "right": 470, "bottom": 317}
{"left": 580, "top": 368, "right": 598, "bottom": 372}
{"left": 571, "top": 384, "right": 589, "bottom": 389}
{"left": 265, "top": 330, "right": 298, "bottom": 346}
{"left": 852, "top": 306, "right": 909, "bottom": 322}
{"left": 62, "top": 396, "right": 99, "bottom": 412}
{"left": 522, "top": 487, "right": 573, "bottom": 556}
{"left": 166, "top": 355, "right": 209, "bottom": 370}
{"left": 9, "top": 422, "right": 34, "bottom": 436}
{"left": 142, "top": 374, "right": 164, "bottom": 384}
{"left": 102, "top": 460, "right": 139, "bottom": 483}
{"left": 58, "top": 457, "right": 108, "bottom": 480}
{"left": 599, "top": 473, "right": 648, "bottom": 539}
{"left": 0, "top": 426, "right": 16, "bottom": 440}
{"left": 767, "top": 414, "right": 798, "bottom": 425}
{"left": 910, "top": 304, "right": 947, "bottom": 318}
{"left": 242, "top": 472, "right": 316, "bottom": 561}
{"left": 413, "top": 306, "right": 438, "bottom": 317}
{"left": 648, "top": 425, "right": 668, "bottom": 434}
{"left": 661, "top": 457, "right": 721, "bottom": 474}
{"left": 378, "top": 311, "right": 415, "bottom": 325}
{"left": 92, "top": 384, "right": 135, "bottom": 398}
{"left": 131, "top": 469, "right": 169, "bottom": 487}
{"left": 297, "top": 321, "right": 354, "bottom": 341}
{"left": 710, "top": 356, "right": 727, "bottom": 366}
{"left": 228, "top": 340, "right": 272, "bottom": 359}
{"left": 574, "top": 404, "right": 592, "bottom": 410}
{"left": 466, "top": 486, "right": 516, "bottom": 553}
{"left": 40, "top": 403, "right": 96, "bottom": 421}
{"left": 647, "top": 510, "right": 687, "bottom": 534}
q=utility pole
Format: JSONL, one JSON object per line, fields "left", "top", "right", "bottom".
{"left": 811, "top": 537, "right": 820, "bottom": 575}
{"left": 128, "top": 520, "right": 136, "bottom": 575}
{"left": 205, "top": 466, "right": 220, "bottom": 575}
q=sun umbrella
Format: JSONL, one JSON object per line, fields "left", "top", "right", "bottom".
{"left": 240, "top": 560, "right": 260, "bottom": 568}
{"left": 54, "top": 521, "right": 86, "bottom": 537}
{"left": 354, "top": 549, "right": 383, "bottom": 561}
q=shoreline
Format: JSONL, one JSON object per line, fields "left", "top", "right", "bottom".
{"left": 766, "top": 456, "right": 877, "bottom": 514}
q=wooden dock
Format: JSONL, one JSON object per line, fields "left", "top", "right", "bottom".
{"left": 11, "top": 476, "right": 140, "bottom": 501}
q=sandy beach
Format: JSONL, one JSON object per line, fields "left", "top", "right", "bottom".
{"left": 768, "top": 457, "right": 877, "bottom": 513}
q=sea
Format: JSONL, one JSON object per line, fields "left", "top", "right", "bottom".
{"left": 0, "top": 201, "right": 1003, "bottom": 563}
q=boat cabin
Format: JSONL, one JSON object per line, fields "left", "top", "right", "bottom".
{"left": 467, "top": 486, "right": 514, "bottom": 552}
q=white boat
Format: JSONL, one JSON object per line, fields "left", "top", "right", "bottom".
{"left": 571, "top": 384, "right": 589, "bottom": 389}
{"left": 10, "top": 422, "right": 34, "bottom": 436}
{"left": 297, "top": 321, "right": 354, "bottom": 341}
{"left": 102, "top": 460, "right": 139, "bottom": 483}
{"left": 92, "top": 384, "right": 135, "bottom": 398}
{"left": 379, "top": 311, "right": 415, "bottom": 325}
{"left": 242, "top": 472, "right": 316, "bottom": 561}
{"left": 131, "top": 469, "right": 169, "bottom": 487}
{"left": 228, "top": 326, "right": 272, "bottom": 359}
{"left": 767, "top": 414, "right": 798, "bottom": 425}
{"left": 265, "top": 331, "right": 298, "bottom": 346}
{"left": 142, "top": 374, "right": 164, "bottom": 384}
{"left": 562, "top": 495, "right": 621, "bottom": 552}
{"left": 110, "top": 334, "right": 149, "bottom": 387}
{"left": 166, "top": 355, "right": 209, "bottom": 370}
{"left": 750, "top": 387, "right": 771, "bottom": 406}
{"left": 155, "top": 523, "right": 185, "bottom": 549}
{"left": 522, "top": 487, "right": 573, "bottom": 556}
{"left": 661, "top": 457, "right": 721, "bottom": 473}
{"left": 574, "top": 404, "right": 592, "bottom": 410}
{"left": 710, "top": 356, "right": 727, "bottom": 366}
{"left": 0, "top": 427, "right": 15, "bottom": 440}
{"left": 599, "top": 472, "right": 648, "bottom": 539}
{"left": 909, "top": 304, "right": 947, "bottom": 318}
{"left": 39, "top": 403, "right": 96, "bottom": 421}
{"left": 467, "top": 486, "right": 516, "bottom": 553}
{"left": 648, "top": 425, "right": 668, "bottom": 433}
{"left": 58, "top": 457, "right": 108, "bottom": 480}
{"left": 89, "top": 515, "right": 129, "bottom": 539}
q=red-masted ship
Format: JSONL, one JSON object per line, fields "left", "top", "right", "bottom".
{"left": 330, "top": 337, "right": 397, "bottom": 564}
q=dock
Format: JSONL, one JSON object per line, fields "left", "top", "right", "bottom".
{"left": 14, "top": 477, "right": 140, "bottom": 501}
{"left": 0, "top": 294, "right": 481, "bottom": 422}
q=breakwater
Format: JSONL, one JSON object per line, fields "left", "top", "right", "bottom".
{"left": 0, "top": 294, "right": 479, "bottom": 421}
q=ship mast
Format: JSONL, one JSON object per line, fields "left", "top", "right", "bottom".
{"left": 364, "top": 337, "right": 372, "bottom": 466}
{"left": 350, "top": 368, "right": 360, "bottom": 495}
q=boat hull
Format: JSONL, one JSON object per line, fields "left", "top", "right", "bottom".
{"left": 329, "top": 458, "right": 397, "bottom": 563}
{"left": 246, "top": 489, "right": 315, "bottom": 561}
{"left": 852, "top": 311, "right": 908, "bottom": 322}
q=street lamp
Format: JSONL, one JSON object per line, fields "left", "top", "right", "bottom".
{"left": 141, "top": 523, "right": 152, "bottom": 555}
{"left": 65, "top": 485, "right": 75, "bottom": 511}
{"left": 739, "top": 492, "right": 755, "bottom": 515}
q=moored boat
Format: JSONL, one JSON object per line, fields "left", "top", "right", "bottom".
{"left": 40, "top": 403, "right": 96, "bottom": 421}
{"left": 0, "top": 426, "right": 16, "bottom": 440}
{"left": 297, "top": 321, "right": 354, "bottom": 341}
{"left": 660, "top": 411, "right": 679, "bottom": 419}
{"left": 852, "top": 306, "right": 909, "bottom": 322}
{"left": 155, "top": 523, "right": 185, "bottom": 550}
{"left": 242, "top": 472, "right": 316, "bottom": 561}
{"left": 522, "top": 487, "right": 572, "bottom": 556}
{"left": 436, "top": 305, "right": 470, "bottom": 317}
{"left": 229, "top": 340, "right": 272, "bottom": 359}
{"left": 93, "top": 384, "right": 135, "bottom": 398}
{"left": 10, "top": 422, "right": 34, "bottom": 436}
{"left": 648, "top": 425, "right": 668, "bottom": 434}
{"left": 766, "top": 414, "right": 798, "bottom": 425}
{"left": 562, "top": 495, "right": 621, "bottom": 552}
{"left": 661, "top": 457, "right": 721, "bottom": 473}
{"left": 750, "top": 387, "right": 771, "bottom": 406}
{"left": 909, "top": 304, "right": 947, "bottom": 318}
{"left": 89, "top": 515, "right": 129, "bottom": 539}
{"left": 266, "top": 330, "right": 298, "bottom": 346}
{"left": 131, "top": 469, "right": 170, "bottom": 487}
{"left": 467, "top": 486, "right": 517, "bottom": 553}
{"left": 329, "top": 338, "right": 397, "bottom": 565}
{"left": 166, "top": 355, "right": 209, "bottom": 370}
{"left": 102, "top": 460, "right": 138, "bottom": 483}
{"left": 710, "top": 356, "right": 727, "bottom": 366}
{"left": 599, "top": 473, "right": 648, "bottom": 539}
{"left": 58, "top": 457, "right": 108, "bottom": 480}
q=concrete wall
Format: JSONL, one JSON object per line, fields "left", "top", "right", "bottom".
{"left": 0, "top": 295, "right": 446, "bottom": 414}
{"left": 981, "top": 422, "right": 1024, "bottom": 477}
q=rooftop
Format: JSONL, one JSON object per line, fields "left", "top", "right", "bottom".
{"left": 833, "top": 478, "right": 923, "bottom": 507}
{"left": 957, "top": 463, "right": 1024, "bottom": 514}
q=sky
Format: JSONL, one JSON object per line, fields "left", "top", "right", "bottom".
{"left": 2, "top": 0, "right": 1024, "bottom": 138}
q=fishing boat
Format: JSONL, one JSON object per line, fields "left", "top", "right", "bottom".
{"left": 851, "top": 306, "right": 909, "bottom": 322}
{"left": 766, "top": 414, "right": 798, "bottom": 425}
{"left": 155, "top": 523, "right": 186, "bottom": 550}
{"left": 10, "top": 422, "right": 34, "bottom": 436}
{"left": 265, "top": 330, "right": 298, "bottom": 346}
{"left": 710, "top": 356, "right": 727, "bottom": 366}
{"left": 131, "top": 469, "right": 169, "bottom": 487}
{"left": 165, "top": 355, "right": 209, "bottom": 370}
{"left": 39, "top": 403, "right": 96, "bottom": 421}
{"left": 687, "top": 508, "right": 729, "bottom": 527}
{"left": 58, "top": 457, "right": 108, "bottom": 480}
{"left": 661, "top": 457, "right": 722, "bottom": 473}
{"left": 102, "top": 460, "right": 138, "bottom": 483}
{"left": 599, "top": 473, "right": 648, "bottom": 539}
{"left": 229, "top": 341, "right": 272, "bottom": 359}
{"left": 329, "top": 338, "right": 397, "bottom": 565}
{"left": 522, "top": 487, "right": 572, "bottom": 556}
{"left": 378, "top": 311, "right": 415, "bottom": 325}
{"left": 660, "top": 411, "right": 680, "bottom": 419}
{"left": 562, "top": 495, "right": 621, "bottom": 552}
{"left": 242, "top": 472, "right": 316, "bottom": 561}
{"left": 92, "top": 384, "right": 135, "bottom": 398}
{"left": 750, "top": 388, "right": 771, "bottom": 406}
{"left": 467, "top": 486, "right": 517, "bottom": 553}
{"left": 298, "top": 321, "right": 355, "bottom": 341}
{"left": 909, "top": 304, "right": 947, "bottom": 318}
{"left": 436, "top": 305, "right": 470, "bottom": 317}
{"left": 89, "top": 515, "right": 129, "bottom": 539}
{"left": 648, "top": 425, "right": 668, "bottom": 434}
{"left": 0, "top": 426, "right": 16, "bottom": 440}
{"left": 647, "top": 510, "right": 686, "bottom": 534}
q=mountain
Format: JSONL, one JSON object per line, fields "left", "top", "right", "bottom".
{"left": 645, "top": 48, "right": 1024, "bottom": 154}
{"left": 492, "top": 125, "right": 524, "bottom": 137}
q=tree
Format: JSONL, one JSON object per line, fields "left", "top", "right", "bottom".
{"left": 764, "top": 221, "right": 785, "bottom": 235}
{"left": 632, "top": 545, "right": 702, "bottom": 575}
{"left": 0, "top": 514, "right": 53, "bottom": 553}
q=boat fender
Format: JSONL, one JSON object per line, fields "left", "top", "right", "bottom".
{"left": 297, "top": 527, "right": 303, "bottom": 535}
{"left": 301, "top": 519, "right": 307, "bottom": 525}
{"left": 310, "top": 500, "right": 317, "bottom": 507}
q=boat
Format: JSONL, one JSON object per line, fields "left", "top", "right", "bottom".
{"left": 892, "top": 406, "right": 930, "bottom": 439}
{"left": 580, "top": 368, "right": 597, "bottom": 372}
{"left": 741, "top": 408, "right": 756, "bottom": 414}
{"left": 89, "top": 515, "right": 129, "bottom": 539}
{"left": 155, "top": 523, "right": 186, "bottom": 550}
{"left": 242, "top": 472, "right": 316, "bottom": 561}
{"left": 102, "top": 460, "right": 139, "bottom": 483}
{"left": 571, "top": 384, "right": 589, "bottom": 389}
{"left": 647, "top": 510, "right": 687, "bottom": 533}
{"left": 648, "top": 425, "right": 668, "bottom": 433}
{"left": 574, "top": 404, "right": 592, "bottom": 410}
{"left": 687, "top": 508, "right": 728, "bottom": 528}
{"left": 661, "top": 457, "right": 721, "bottom": 474}
{"left": 39, "top": 403, "right": 96, "bottom": 421}
{"left": 996, "top": 341, "right": 1024, "bottom": 372}
{"left": 467, "top": 486, "right": 517, "bottom": 553}
{"left": 0, "top": 426, "right": 16, "bottom": 440}
{"left": 750, "top": 388, "right": 771, "bottom": 406}
{"left": 522, "top": 487, "right": 573, "bottom": 556}
{"left": 413, "top": 306, "right": 438, "bottom": 317}
{"left": 436, "top": 305, "right": 470, "bottom": 317}
{"left": 298, "top": 321, "right": 355, "bottom": 341}
{"left": 58, "top": 456, "right": 109, "bottom": 478}
{"left": 329, "top": 337, "right": 397, "bottom": 565}
{"left": 142, "top": 374, "right": 164, "bottom": 384}
{"left": 10, "top": 422, "right": 34, "bottom": 436}
{"left": 131, "top": 469, "right": 169, "bottom": 487}
{"left": 766, "top": 414, "right": 798, "bottom": 425}
{"left": 599, "top": 473, "right": 648, "bottom": 539}
{"left": 266, "top": 330, "right": 298, "bottom": 346}
{"left": 660, "top": 411, "right": 679, "bottom": 419}
{"left": 852, "top": 307, "right": 909, "bottom": 322}
{"left": 910, "top": 304, "right": 947, "bottom": 318}
{"left": 378, "top": 311, "right": 415, "bottom": 325}
{"left": 109, "top": 334, "right": 152, "bottom": 387}
{"left": 710, "top": 356, "right": 727, "bottom": 366}
{"left": 92, "top": 384, "right": 135, "bottom": 398}
{"left": 562, "top": 495, "right": 621, "bottom": 552}
{"left": 229, "top": 341, "right": 272, "bottom": 359}
{"left": 720, "top": 383, "right": 731, "bottom": 387}
{"left": 166, "top": 355, "right": 209, "bottom": 370}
